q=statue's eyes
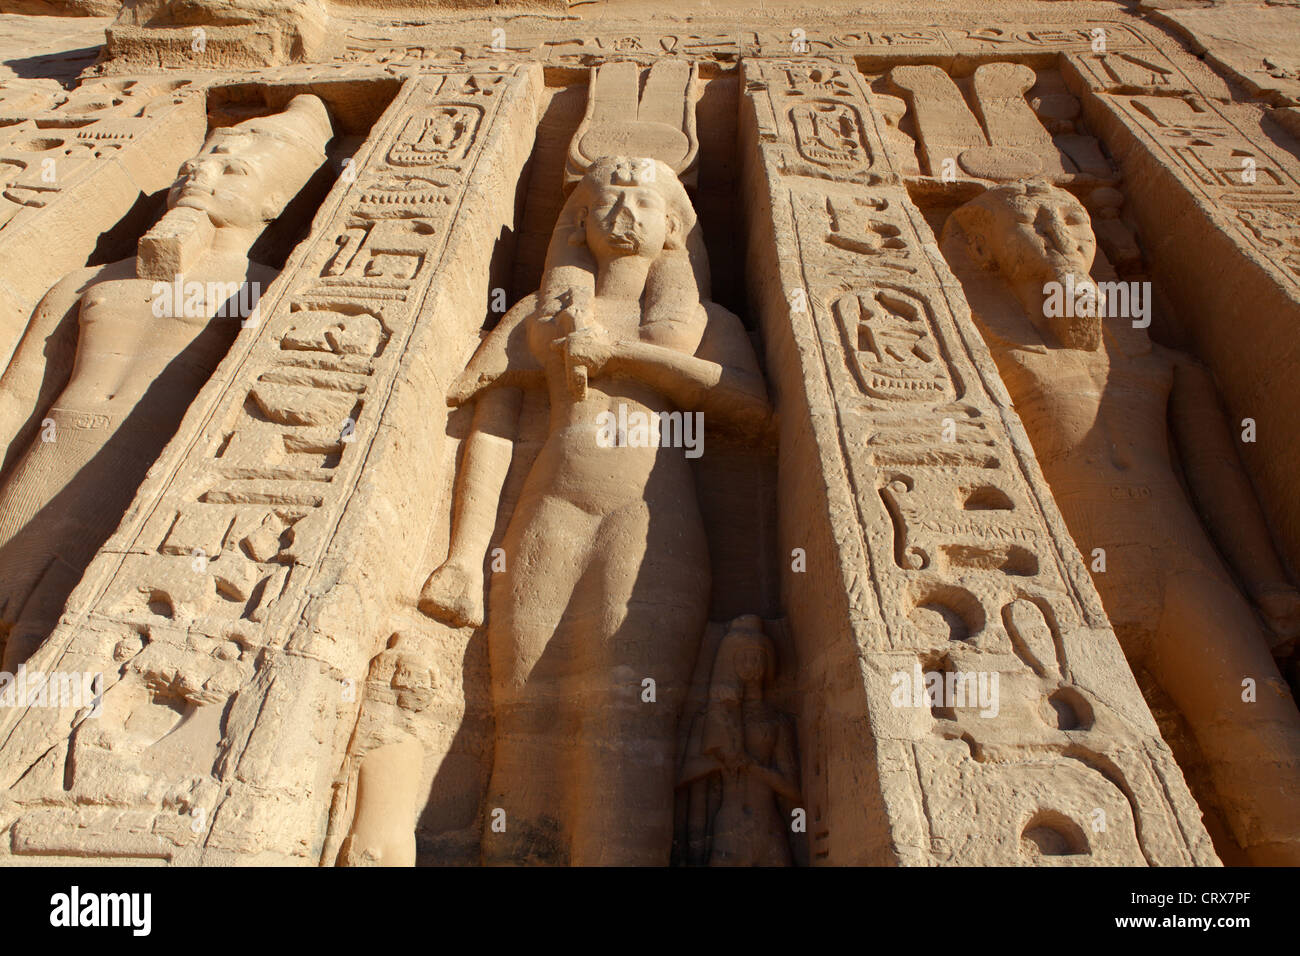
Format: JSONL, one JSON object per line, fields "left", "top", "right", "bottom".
{"left": 224, "top": 158, "right": 252, "bottom": 176}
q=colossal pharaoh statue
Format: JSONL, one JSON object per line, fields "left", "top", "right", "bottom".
{"left": 941, "top": 180, "right": 1300, "bottom": 864}
{"left": 0, "top": 94, "right": 334, "bottom": 670}
{"left": 408, "top": 156, "right": 769, "bottom": 865}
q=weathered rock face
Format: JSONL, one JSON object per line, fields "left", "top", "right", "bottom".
{"left": 0, "top": 0, "right": 119, "bottom": 15}
{"left": 0, "top": 0, "right": 1296, "bottom": 867}
{"left": 105, "top": 0, "right": 330, "bottom": 68}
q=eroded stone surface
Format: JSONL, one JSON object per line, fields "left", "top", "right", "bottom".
{"left": 0, "top": 0, "right": 1297, "bottom": 867}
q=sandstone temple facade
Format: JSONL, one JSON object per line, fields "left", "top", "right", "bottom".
{"left": 0, "top": 0, "right": 1296, "bottom": 867}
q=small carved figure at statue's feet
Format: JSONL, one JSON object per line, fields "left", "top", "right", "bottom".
{"left": 1258, "top": 583, "right": 1300, "bottom": 660}
{"left": 418, "top": 559, "right": 484, "bottom": 628}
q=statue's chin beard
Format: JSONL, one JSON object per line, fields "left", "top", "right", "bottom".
{"left": 1024, "top": 265, "right": 1104, "bottom": 351}
{"left": 172, "top": 194, "right": 222, "bottom": 224}
{"left": 1046, "top": 311, "right": 1103, "bottom": 351}
{"left": 602, "top": 233, "right": 643, "bottom": 255}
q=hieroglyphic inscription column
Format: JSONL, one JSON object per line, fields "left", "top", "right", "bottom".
{"left": 739, "top": 58, "right": 1217, "bottom": 865}
{"left": 0, "top": 64, "right": 542, "bottom": 865}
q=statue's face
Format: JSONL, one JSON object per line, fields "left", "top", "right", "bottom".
{"left": 733, "top": 645, "right": 766, "bottom": 683}
{"left": 583, "top": 183, "right": 671, "bottom": 262}
{"left": 992, "top": 189, "right": 1096, "bottom": 283}
{"left": 979, "top": 187, "right": 1103, "bottom": 350}
{"left": 168, "top": 116, "right": 320, "bottom": 230}
{"left": 724, "top": 629, "right": 770, "bottom": 685}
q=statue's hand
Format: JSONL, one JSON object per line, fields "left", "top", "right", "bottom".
{"left": 718, "top": 749, "right": 753, "bottom": 774}
{"left": 539, "top": 286, "right": 594, "bottom": 336}
{"left": 552, "top": 327, "right": 615, "bottom": 379}
{"left": 1256, "top": 583, "right": 1300, "bottom": 653}
{"left": 418, "top": 559, "right": 484, "bottom": 629}
{"left": 555, "top": 291, "right": 593, "bottom": 338}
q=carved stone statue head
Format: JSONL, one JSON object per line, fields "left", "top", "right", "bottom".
{"left": 714, "top": 615, "right": 776, "bottom": 692}
{"left": 943, "top": 180, "right": 1102, "bottom": 350}
{"left": 569, "top": 156, "right": 693, "bottom": 262}
{"left": 541, "top": 154, "right": 711, "bottom": 310}
{"left": 167, "top": 93, "right": 333, "bottom": 231}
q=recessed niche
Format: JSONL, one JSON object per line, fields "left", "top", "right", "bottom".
{"left": 1021, "top": 810, "right": 1089, "bottom": 857}
{"left": 1043, "top": 687, "right": 1094, "bottom": 731}
{"left": 908, "top": 583, "right": 986, "bottom": 641}
{"left": 962, "top": 485, "right": 1014, "bottom": 510}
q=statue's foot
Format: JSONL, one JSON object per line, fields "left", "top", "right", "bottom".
{"left": 418, "top": 562, "right": 484, "bottom": 628}
{"left": 337, "top": 832, "right": 415, "bottom": 867}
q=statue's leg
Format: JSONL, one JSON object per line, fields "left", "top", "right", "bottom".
{"left": 481, "top": 491, "right": 599, "bottom": 865}
{"left": 0, "top": 420, "right": 133, "bottom": 668}
{"left": 1152, "top": 568, "right": 1300, "bottom": 865}
{"left": 337, "top": 737, "right": 424, "bottom": 866}
{"left": 567, "top": 498, "right": 709, "bottom": 866}
{"left": 0, "top": 444, "right": 70, "bottom": 636}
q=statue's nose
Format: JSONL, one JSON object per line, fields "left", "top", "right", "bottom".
{"left": 186, "top": 160, "right": 221, "bottom": 189}
{"left": 606, "top": 195, "right": 636, "bottom": 229}
{"left": 1041, "top": 211, "right": 1072, "bottom": 254}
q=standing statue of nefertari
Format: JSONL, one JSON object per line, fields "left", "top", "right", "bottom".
{"left": 412, "top": 156, "right": 770, "bottom": 865}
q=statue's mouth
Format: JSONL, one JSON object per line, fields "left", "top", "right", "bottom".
{"left": 176, "top": 184, "right": 215, "bottom": 200}
{"left": 1041, "top": 248, "right": 1090, "bottom": 272}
